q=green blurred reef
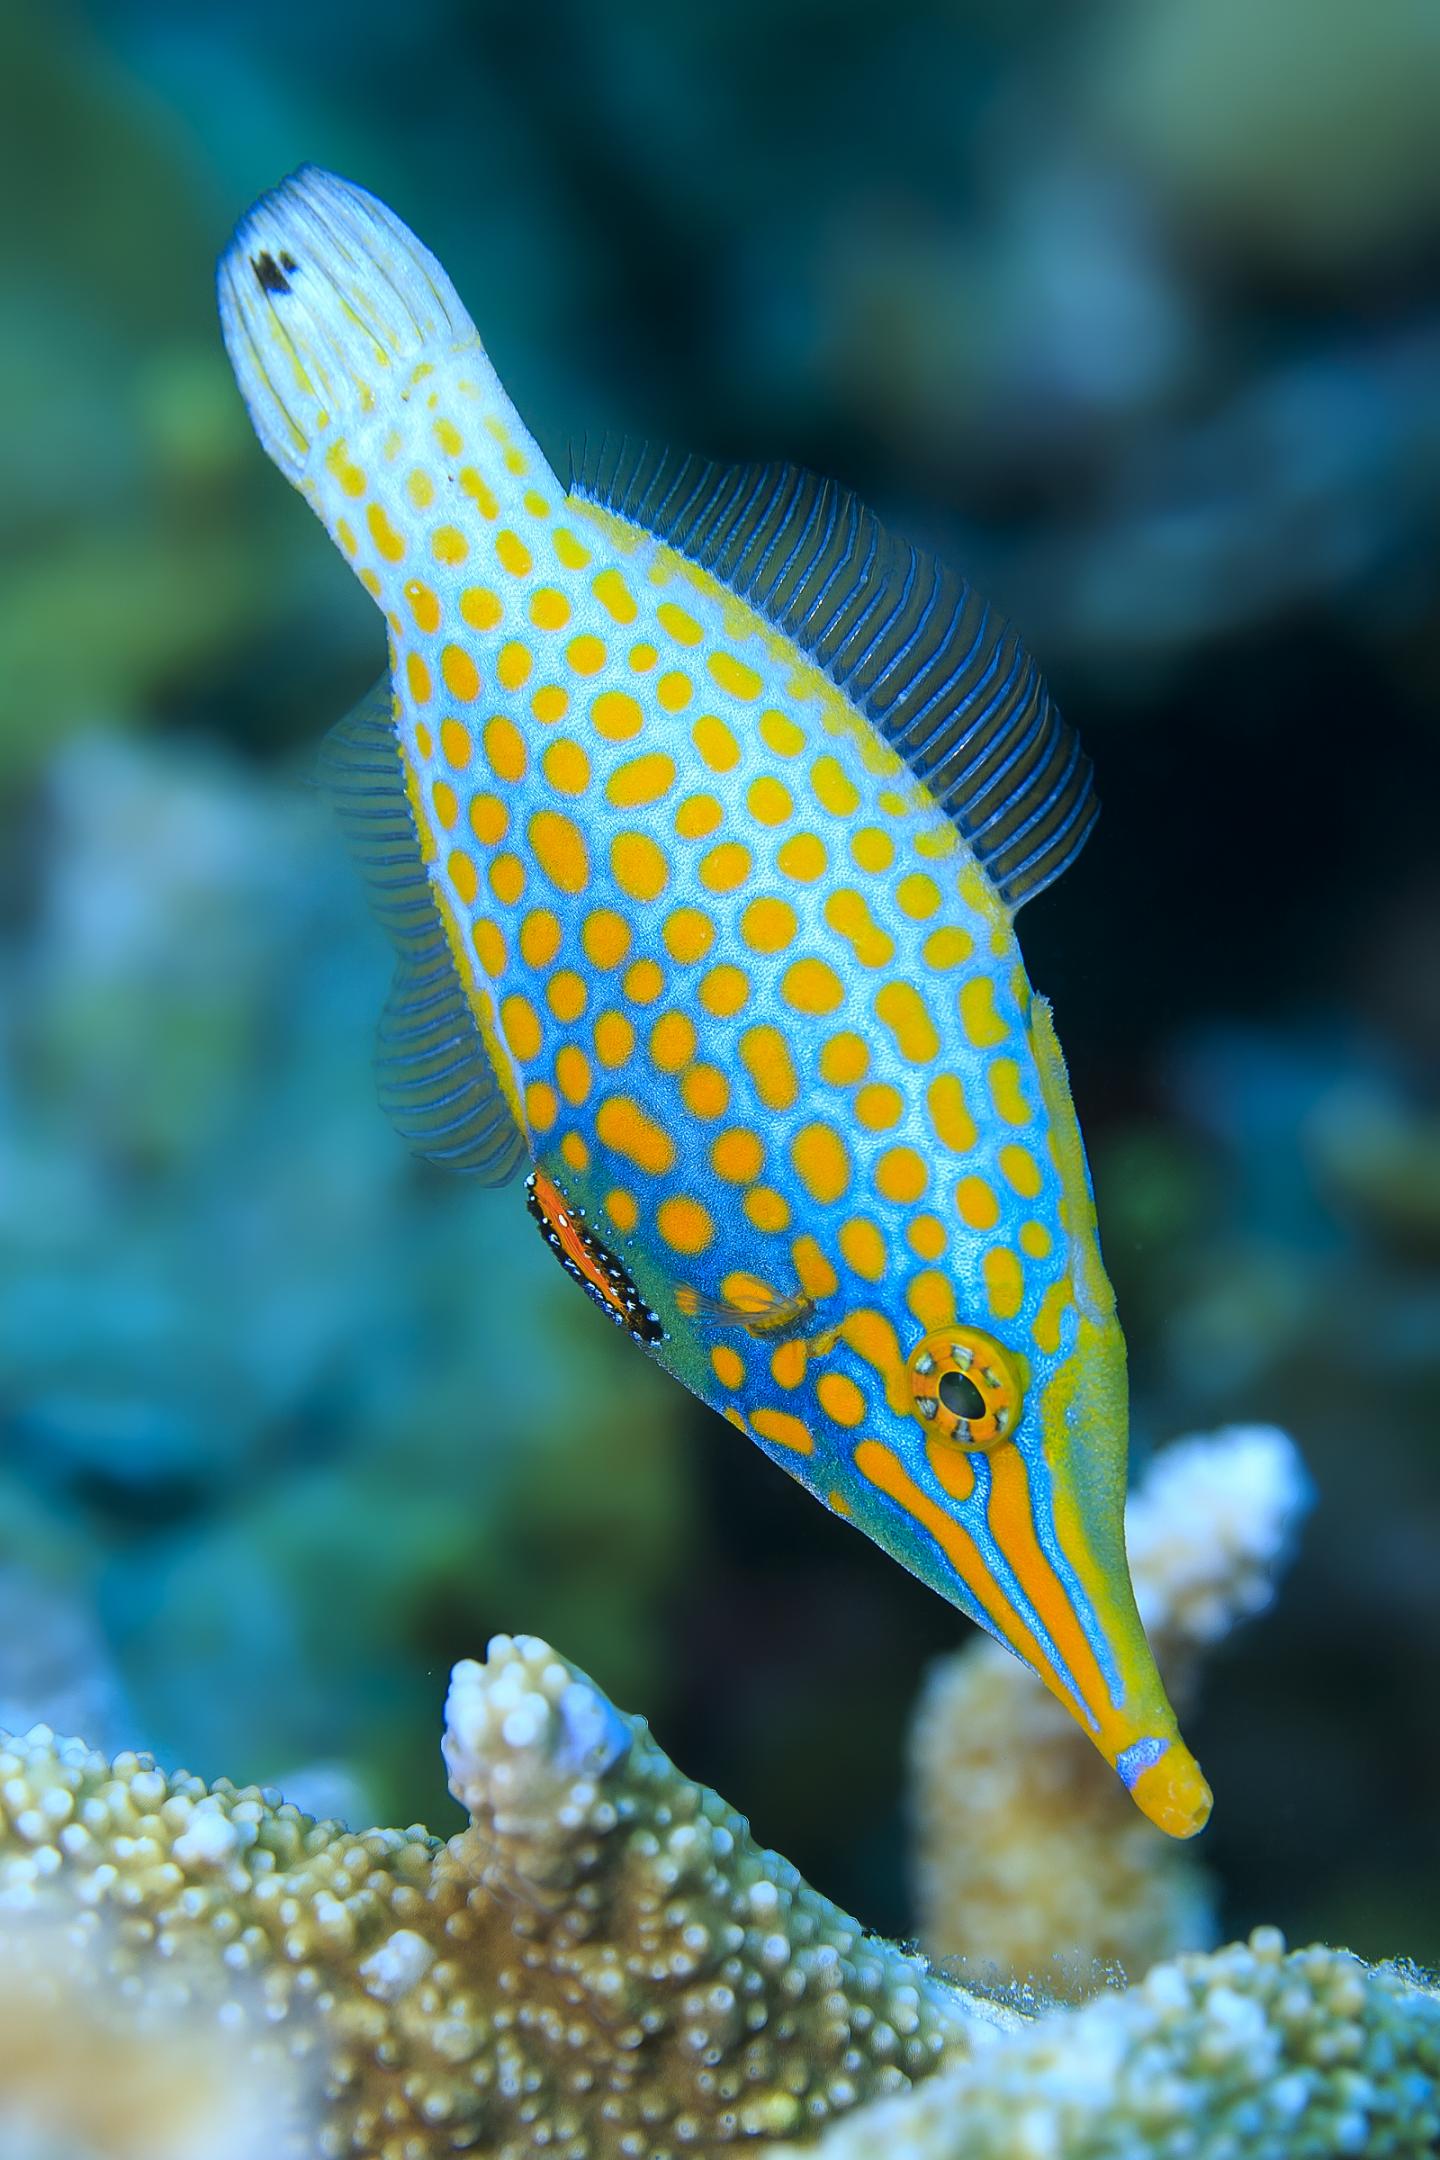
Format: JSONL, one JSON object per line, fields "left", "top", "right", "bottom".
{"left": 0, "top": 0, "right": 1437, "bottom": 1964}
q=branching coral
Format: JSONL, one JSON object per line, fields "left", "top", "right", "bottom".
{"left": 777, "top": 1930, "right": 1440, "bottom": 2160}
{"left": 0, "top": 1917, "right": 305, "bottom": 2160}
{"left": 0, "top": 1636, "right": 1008, "bottom": 2160}
{"left": 2, "top": 1591, "right": 1437, "bottom": 2160}
{"left": 909, "top": 1427, "right": 1310, "bottom": 1994}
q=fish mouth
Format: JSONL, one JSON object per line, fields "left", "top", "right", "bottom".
{"left": 978, "top": 1437, "right": 1213, "bottom": 1835}
{"left": 1116, "top": 1736, "right": 1212, "bottom": 1838}
{"left": 854, "top": 1424, "right": 1209, "bottom": 1836}
{"left": 981, "top": 1546, "right": 1213, "bottom": 1840}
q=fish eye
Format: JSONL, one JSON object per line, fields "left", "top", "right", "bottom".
{"left": 938, "top": 1369, "right": 986, "bottom": 1422}
{"left": 907, "top": 1326, "right": 1025, "bottom": 1450}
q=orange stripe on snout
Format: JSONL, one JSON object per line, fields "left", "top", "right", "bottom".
{"left": 985, "top": 1445, "right": 1115, "bottom": 1736}
{"left": 852, "top": 1440, "right": 1084, "bottom": 1725}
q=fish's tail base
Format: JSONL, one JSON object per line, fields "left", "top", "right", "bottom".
{"left": 217, "top": 165, "right": 476, "bottom": 478}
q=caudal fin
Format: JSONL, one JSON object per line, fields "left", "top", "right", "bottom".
{"left": 217, "top": 166, "right": 476, "bottom": 479}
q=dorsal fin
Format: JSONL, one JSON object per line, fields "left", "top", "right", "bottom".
{"left": 319, "top": 679, "right": 525, "bottom": 1182}
{"left": 571, "top": 438, "right": 1097, "bottom": 909}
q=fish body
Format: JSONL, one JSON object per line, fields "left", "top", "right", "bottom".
{"left": 219, "top": 169, "right": 1210, "bottom": 1836}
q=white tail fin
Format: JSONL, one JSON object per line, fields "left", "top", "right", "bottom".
{"left": 217, "top": 166, "right": 477, "bottom": 479}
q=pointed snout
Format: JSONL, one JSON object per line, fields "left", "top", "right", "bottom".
{"left": 1119, "top": 1736, "right": 1213, "bottom": 1838}
{"left": 982, "top": 1438, "right": 1212, "bottom": 1837}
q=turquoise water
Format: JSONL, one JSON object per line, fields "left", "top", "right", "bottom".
{"left": 1, "top": 0, "right": 1437, "bottom": 1965}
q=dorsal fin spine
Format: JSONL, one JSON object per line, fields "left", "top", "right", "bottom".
{"left": 832, "top": 546, "right": 912, "bottom": 677}
{"left": 755, "top": 470, "right": 808, "bottom": 579}
{"left": 760, "top": 479, "right": 821, "bottom": 594}
{"left": 661, "top": 460, "right": 707, "bottom": 531}
{"left": 718, "top": 461, "right": 772, "bottom": 562}
{"left": 937, "top": 691, "right": 1019, "bottom": 807}
{"left": 805, "top": 486, "right": 849, "bottom": 606}
{"left": 676, "top": 465, "right": 713, "bottom": 542}
{"left": 942, "top": 697, "right": 1042, "bottom": 834}
{"left": 891, "top": 600, "right": 990, "bottom": 746}
{"left": 1009, "top": 753, "right": 1089, "bottom": 889}
{"left": 571, "top": 438, "right": 1099, "bottom": 908}
{"left": 1002, "top": 736, "right": 1092, "bottom": 883}
{"left": 865, "top": 572, "right": 949, "bottom": 706}
{"left": 802, "top": 496, "right": 862, "bottom": 633}
{"left": 1004, "top": 731, "right": 1083, "bottom": 857}
{"left": 968, "top": 693, "right": 1052, "bottom": 835}
{"left": 1021, "top": 796, "right": 1093, "bottom": 892}
{"left": 759, "top": 471, "right": 810, "bottom": 582}
{"left": 638, "top": 444, "right": 679, "bottom": 525}
{"left": 937, "top": 636, "right": 1029, "bottom": 773}
{"left": 715, "top": 466, "right": 772, "bottom": 560}
{"left": 949, "top": 613, "right": 1011, "bottom": 714}
{"left": 930, "top": 592, "right": 987, "bottom": 697}
{"left": 946, "top": 622, "right": 1023, "bottom": 746}
{"left": 760, "top": 489, "right": 808, "bottom": 597}
{"left": 805, "top": 487, "right": 850, "bottom": 609}
{"left": 732, "top": 464, "right": 776, "bottom": 551}
{"left": 853, "top": 556, "right": 928, "bottom": 697}
{"left": 821, "top": 521, "right": 884, "bottom": 659}
{"left": 780, "top": 475, "right": 831, "bottom": 589}
{"left": 835, "top": 558, "right": 907, "bottom": 681}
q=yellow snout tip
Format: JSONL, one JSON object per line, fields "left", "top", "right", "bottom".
{"left": 1127, "top": 1742, "right": 1213, "bottom": 1840}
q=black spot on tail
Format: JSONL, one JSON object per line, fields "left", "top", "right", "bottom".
{"left": 253, "top": 251, "right": 292, "bottom": 294}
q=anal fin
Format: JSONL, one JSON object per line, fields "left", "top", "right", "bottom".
{"left": 319, "top": 678, "right": 525, "bottom": 1183}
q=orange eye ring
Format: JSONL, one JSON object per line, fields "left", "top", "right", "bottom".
{"left": 906, "top": 1326, "right": 1025, "bottom": 1449}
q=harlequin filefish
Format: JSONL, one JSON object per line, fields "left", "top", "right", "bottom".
{"left": 219, "top": 167, "right": 1211, "bottom": 1837}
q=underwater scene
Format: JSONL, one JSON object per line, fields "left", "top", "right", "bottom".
{"left": 2, "top": 1, "right": 1439, "bottom": 2153}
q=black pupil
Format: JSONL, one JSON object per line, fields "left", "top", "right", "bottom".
{"left": 939, "top": 1369, "right": 986, "bottom": 1423}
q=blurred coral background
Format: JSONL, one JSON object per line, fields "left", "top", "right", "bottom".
{"left": 1, "top": 0, "right": 1437, "bottom": 1968}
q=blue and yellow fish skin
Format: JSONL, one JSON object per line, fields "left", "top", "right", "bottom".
{"left": 219, "top": 168, "right": 1210, "bottom": 1837}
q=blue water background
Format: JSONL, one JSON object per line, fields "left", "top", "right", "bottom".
{"left": 1, "top": 0, "right": 1437, "bottom": 1962}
